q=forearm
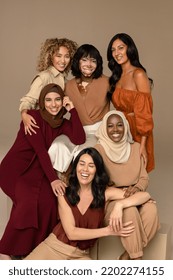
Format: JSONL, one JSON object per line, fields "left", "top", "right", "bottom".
{"left": 19, "top": 76, "right": 43, "bottom": 111}
{"left": 67, "top": 108, "right": 86, "bottom": 144}
{"left": 118, "top": 191, "right": 150, "bottom": 209}
{"left": 134, "top": 158, "right": 149, "bottom": 191}
{"left": 19, "top": 97, "right": 38, "bottom": 111}
{"left": 141, "top": 136, "right": 147, "bottom": 148}
{"left": 58, "top": 195, "right": 109, "bottom": 240}
{"left": 65, "top": 226, "right": 109, "bottom": 241}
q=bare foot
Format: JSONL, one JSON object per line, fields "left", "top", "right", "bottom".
{"left": 0, "top": 253, "right": 12, "bottom": 260}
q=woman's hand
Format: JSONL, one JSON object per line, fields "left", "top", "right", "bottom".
{"left": 108, "top": 201, "right": 124, "bottom": 232}
{"left": 21, "top": 110, "right": 39, "bottom": 135}
{"left": 106, "top": 221, "right": 135, "bottom": 237}
{"left": 123, "top": 185, "right": 141, "bottom": 198}
{"left": 51, "top": 179, "right": 67, "bottom": 196}
{"left": 63, "top": 96, "right": 74, "bottom": 112}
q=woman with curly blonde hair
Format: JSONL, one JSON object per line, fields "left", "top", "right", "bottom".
{"left": 19, "top": 38, "right": 78, "bottom": 135}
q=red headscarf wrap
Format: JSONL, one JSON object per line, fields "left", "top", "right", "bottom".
{"left": 39, "top": 83, "right": 67, "bottom": 128}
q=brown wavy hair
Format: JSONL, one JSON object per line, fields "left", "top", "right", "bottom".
{"left": 37, "top": 38, "right": 78, "bottom": 73}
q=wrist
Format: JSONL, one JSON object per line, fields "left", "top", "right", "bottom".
{"left": 21, "top": 109, "right": 28, "bottom": 116}
{"left": 115, "top": 201, "right": 124, "bottom": 210}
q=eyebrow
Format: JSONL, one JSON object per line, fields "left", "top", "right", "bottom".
{"left": 79, "top": 159, "right": 94, "bottom": 164}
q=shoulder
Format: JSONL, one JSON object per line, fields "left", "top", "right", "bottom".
{"left": 101, "top": 74, "right": 109, "bottom": 80}
{"left": 27, "top": 109, "right": 41, "bottom": 121}
{"left": 66, "top": 78, "right": 76, "bottom": 85}
{"left": 133, "top": 68, "right": 150, "bottom": 93}
{"left": 37, "top": 69, "right": 51, "bottom": 79}
{"left": 130, "top": 142, "right": 141, "bottom": 158}
{"left": 133, "top": 68, "right": 148, "bottom": 81}
{"left": 65, "top": 78, "right": 76, "bottom": 88}
{"left": 131, "top": 142, "right": 140, "bottom": 151}
{"left": 30, "top": 70, "right": 50, "bottom": 85}
{"left": 94, "top": 143, "right": 104, "bottom": 154}
{"left": 98, "top": 74, "right": 109, "bottom": 84}
{"left": 133, "top": 68, "right": 147, "bottom": 80}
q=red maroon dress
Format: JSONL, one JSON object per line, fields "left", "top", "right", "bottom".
{"left": 0, "top": 108, "right": 85, "bottom": 256}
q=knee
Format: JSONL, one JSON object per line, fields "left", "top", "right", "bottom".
{"left": 123, "top": 206, "right": 138, "bottom": 221}
{"left": 140, "top": 202, "right": 159, "bottom": 227}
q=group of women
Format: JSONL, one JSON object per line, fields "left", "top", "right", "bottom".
{"left": 0, "top": 33, "right": 159, "bottom": 260}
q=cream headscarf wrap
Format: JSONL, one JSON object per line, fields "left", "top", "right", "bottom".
{"left": 95, "top": 110, "right": 134, "bottom": 163}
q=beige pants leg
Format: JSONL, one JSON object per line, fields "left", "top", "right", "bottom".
{"left": 104, "top": 201, "right": 160, "bottom": 259}
{"left": 24, "top": 233, "right": 91, "bottom": 260}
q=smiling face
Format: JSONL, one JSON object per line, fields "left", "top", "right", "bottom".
{"left": 52, "top": 46, "right": 71, "bottom": 72}
{"left": 79, "top": 56, "right": 97, "bottom": 77}
{"left": 106, "top": 114, "right": 125, "bottom": 142}
{"left": 111, "top": 38, "right": 129, "bottom": 65}
{"left": 76, "top": 153, "right": 96, "bottom": 187}
{"left": 44, "top": 91, "right": 63, "bottom": 116}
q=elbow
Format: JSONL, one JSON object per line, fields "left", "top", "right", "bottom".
{"left": 64, "top": 225, "right": 77, "bottom": 240}
{"left": 145, "top": 192, "right": 151, "bottom": 200}
{"left": 65, "top": 230, "right": 77, "bottom": 241}
{"left": 73, "top": 134, "right": 86, "bottom": 145}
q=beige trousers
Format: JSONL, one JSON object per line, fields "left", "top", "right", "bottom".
{"left": 24, "top": 233, "right": 91, "bottom": 260}
{"left": 104, "top": 201, "right": 160, "bottom": 259}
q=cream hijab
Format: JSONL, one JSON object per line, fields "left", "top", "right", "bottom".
{"left": 95, "top": 110, "right": 134, "bottom": 163}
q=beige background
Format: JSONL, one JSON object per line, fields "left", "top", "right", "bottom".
{"left": 0, "top": 0, "right": 173, "bottom": 258}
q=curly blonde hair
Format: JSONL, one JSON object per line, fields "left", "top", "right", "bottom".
{"left": 37, "top": 38, "right": 78, "bottom": 73}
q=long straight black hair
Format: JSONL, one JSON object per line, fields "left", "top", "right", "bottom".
{"left": 66, "top": 147, "right": 109, "bottom": 208}
{"left": 107, "top": 33, "right": 153, "bottom": 97}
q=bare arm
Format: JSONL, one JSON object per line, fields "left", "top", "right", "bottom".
{"left": 106, "top": 187, "right": 150, "bottom": 231}
{"left": 134, "top": 69, "right": 151, "bottom": 93}
{"left": 134, "top": 69, "right": 151, "bottom": 166}
{"left": 58, "top": 195, "right": 134, "bottom": 240}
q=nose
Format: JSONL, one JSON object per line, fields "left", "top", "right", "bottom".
{"left": 112, "top": 125, "right": 118, "bottom": 132}
{"left": 51, "top": 100, "right": 56, "bottom": 107}
{"left": 82, "top": 164, "right": 88, "bottom": 171}
{"left": 85, "top": 59, "right": 92, "bottom": 67}
{"left": 114, "top": 49, "right": 119, "bottom": 56}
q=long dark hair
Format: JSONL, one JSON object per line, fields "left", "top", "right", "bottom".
{"left": 66, "top": 147, "right": 109, "bottom": 208}
{"left": 71, "top": 44, "right": 103, "bottom": 79}
{"left": 107, "top": 33, "right": 153, "bottom": 97}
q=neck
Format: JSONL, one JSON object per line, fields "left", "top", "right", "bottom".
{"left": 81, "top": 75, "right": 93, "bottom": 82}
{"left": 121, "top": 63, "right": 134, "bottom": 76}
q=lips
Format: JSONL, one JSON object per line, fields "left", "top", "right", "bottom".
{"left": 116, "top": 55, "right": 123, "bottom": 62}
{"left": 81, "top": 173, "right": 89, "bottom": 178}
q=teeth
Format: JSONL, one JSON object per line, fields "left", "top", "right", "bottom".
{"left": 116, "top": 56, "right": 122, "bottom": 61}
{"left": 81, "top": 173, "right": 89, "bottom": 177}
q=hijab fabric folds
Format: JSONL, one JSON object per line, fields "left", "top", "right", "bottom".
{"left": 39, "top": 83, "right": 67, "bottom": 128}
{"left": 95, "top": 110, "right": 134, "bottom": 163}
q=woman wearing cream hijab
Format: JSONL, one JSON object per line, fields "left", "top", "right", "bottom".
{"left": 95, "top": 110, "right": 159, "bottom": 260}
